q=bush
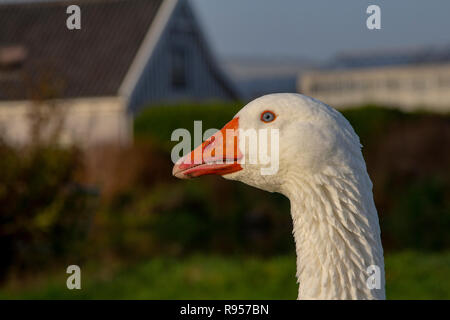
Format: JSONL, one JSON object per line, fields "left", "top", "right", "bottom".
{"left": 384, "top": 176, "right": 450, "bottom": 250}
{"left": 0, "top": 143, "right": 94, "bottom": 278}
{"left": 1, "top": 103, "right": 449, "bottom": 282}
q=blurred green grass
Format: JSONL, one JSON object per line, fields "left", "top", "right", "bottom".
{"left": 1, "top": 251, "right": 449, "bottom": 299}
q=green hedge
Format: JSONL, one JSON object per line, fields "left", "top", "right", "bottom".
{"left": 134, "top": 103, "right": 450, "bottom": 252}
{"left": 0, "top": 103, "right": 449, "bottom": 282}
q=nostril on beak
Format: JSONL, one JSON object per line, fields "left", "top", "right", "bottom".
{"left": 203, "top": 135, "right": 215, "bottom": 149}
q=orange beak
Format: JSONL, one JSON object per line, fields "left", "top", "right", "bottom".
{"left": 172, "top": 117, "right": 243, "bottom": 179}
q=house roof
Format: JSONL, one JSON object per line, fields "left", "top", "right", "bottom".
{"left": 323, "top": 45, "right": 450, "bottom": 70}
{"left": 0, "top": 0, "right": 163, "bottom": 101}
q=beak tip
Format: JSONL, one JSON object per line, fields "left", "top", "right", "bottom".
{"left": 172, "top": 164, "right": 189, "bottom": 179}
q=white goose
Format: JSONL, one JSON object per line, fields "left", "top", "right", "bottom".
{"left": 172, "top": 93, "right": 385, "bottom": 300}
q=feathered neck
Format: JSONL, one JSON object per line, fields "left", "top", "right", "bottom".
{"left": 282, "top": 164, "right": 385, "bottom": 300}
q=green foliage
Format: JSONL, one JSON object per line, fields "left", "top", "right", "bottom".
{"left": 0, "top": 144, "right": 93, "bottom": 278}
{"left": 341, "top": 105, "right": 408, "bottom": 145}
{"left": 385, "top": 176, "right": 450, "bottom": 250}
{"left": 133, "top": 103, "right": 450, "bottom": 253}
{"left": 1, "top": 251, "right": 449, "bottom": 299}
{"left": 135, "top": 102, "right": 408, "bottom": 149}
{"left": 147, "top": 179, "right": 293, "bottom": 255}
{"left": 134, "top": 101, "right": 242, "bottom": 149}
{"left": 1, "top": 103, "right": 449, "bottom": 300}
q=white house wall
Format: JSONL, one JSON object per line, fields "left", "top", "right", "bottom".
{"left": 0, "top": 97, "right": 131, "bottom": 146}
{"left": 300, "top": 63, "right": 450, "bottom": 113}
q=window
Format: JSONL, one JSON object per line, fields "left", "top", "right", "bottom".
{"left": 170, "top": 46, "right": 187, "bottom": 90}
{"left": 411, "top": 78, "right": 426, "bottom": 90}
{"left": 0, "top": 45, "right": 27, "bottom": 71}
{"left": 438, "top": 75, "right": 450, "bottom": 88}
{"left": 386, "top": 78, "right": 400, "bottom": 90}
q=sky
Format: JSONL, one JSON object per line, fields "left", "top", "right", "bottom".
{"left": 2, "top": 0, "right": 450, "bottom": 62}
{"left": 190, "top": 0, "right": 450, "bottom": 62}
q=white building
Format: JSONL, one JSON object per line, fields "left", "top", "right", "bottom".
{"left": 299, "top": 48, "right": 450, "bottom": 113}
{"left": 0, "top": 0, "right": 238, "bottom": 145}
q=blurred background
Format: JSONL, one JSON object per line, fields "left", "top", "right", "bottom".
{"left": 0, "top": 0, "right": 449, "bottom": 299}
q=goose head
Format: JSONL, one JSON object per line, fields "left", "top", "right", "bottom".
{"left": 172, "top": 93, "right": 360, "bottom": 197}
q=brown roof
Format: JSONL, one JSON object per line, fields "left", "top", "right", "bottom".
{"left": 0, "top": 0, "right": 163, "bottom": 101}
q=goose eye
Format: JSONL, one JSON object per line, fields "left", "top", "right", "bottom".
{"left": 260, "top": 111, "right": 276, "bottom": 123}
